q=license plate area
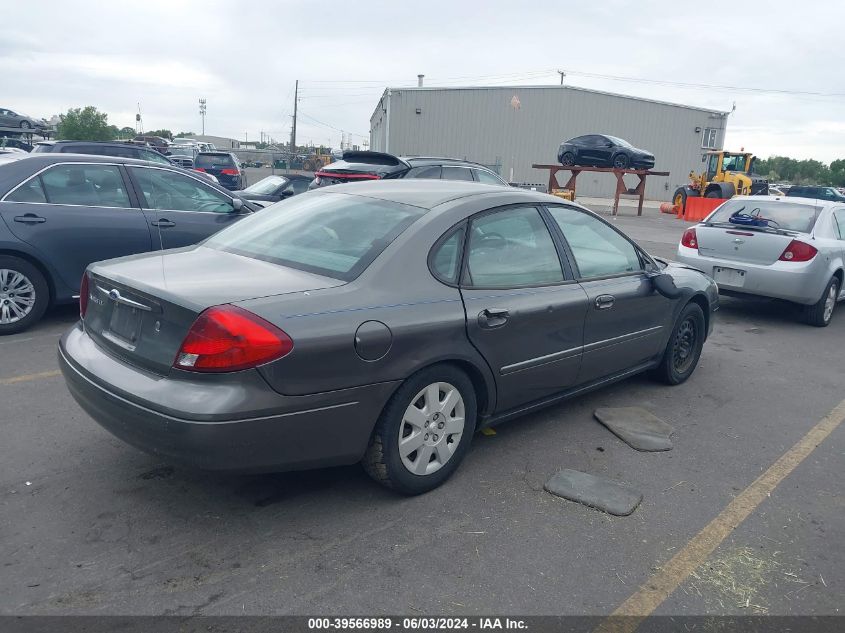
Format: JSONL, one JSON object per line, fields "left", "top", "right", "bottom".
{"left": 103, "top": 302, "right": 143, "bottom": 350}
{"left": 713, "top": 266, "right": 746, "bottom": 287}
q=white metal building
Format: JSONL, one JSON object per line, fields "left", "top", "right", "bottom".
{"left": 369, "top": 85, "right": 729, "bottom": 201}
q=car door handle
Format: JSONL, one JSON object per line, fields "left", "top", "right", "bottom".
{"left": 595, "top": 295, "right": 615, "bottom": 310}
{"left": 13, "top": 214, "right": 46, "bottom": 224}
{"left": 478, "top": 308, "right": 509, "bottom": 329}
{"left": 150, "top": 219, "right": 175, "bottom": 228}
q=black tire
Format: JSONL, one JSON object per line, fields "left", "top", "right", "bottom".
{"left": 705, "top": 189, "right": 721, "bottom": 199}
{"left": 612, "top": 153, "right": 629, "bottom": 169}
{"left": 672, "top": 188, "right": 688, "bottom": 214}
{"left": 20, "top": 121, "right": 31, "bottom": 130}
{"left": 559, "top": 152, "right": 575, "bottom": 167}
{"left": 0, "top": 255, "right": 50, "bottom": 335}
{"left": 804, "top": 276, "right": 840, "bottom": 327}
{"left": 652, "top": 302, "right": 706, "bottom": 385}
{"left": 363, "top": 364, "right": 477, "bottom": 495}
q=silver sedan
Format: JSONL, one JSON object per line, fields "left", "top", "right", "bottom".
{"left": 676, "top": 196, "right": 845, "bottom": 326}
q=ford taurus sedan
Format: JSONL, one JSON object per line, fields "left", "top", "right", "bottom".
{"left": 677, "top": 196, "right": 845, "bottom": 326}
{"left": 59, "top": 181, "right": 718, "bottom": 494}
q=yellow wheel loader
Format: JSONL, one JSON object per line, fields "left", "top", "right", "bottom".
{"left": 673, "top": 150, "right": 769, "bottom": 213}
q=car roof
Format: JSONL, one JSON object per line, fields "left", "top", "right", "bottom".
{"left": 197, "top": 151, "right": 234, "bottom": 156}
{"left": 402, "top": 156, "right": 497, "bottom": 170}
{"left": 730, "top": 194, "right": 839, "bottom": 209}
{"left": 309, "top": 178, "right": 558, "bottom": 209}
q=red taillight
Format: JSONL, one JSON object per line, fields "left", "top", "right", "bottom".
{"left": 79, "top": 272, "right": 90, "bottom": 319}
{"left": 313, "top": 171, "right": 381, "bottom": 181}
{"left": 174, "top": 305, "right": 293, "bottom": 373}
{"left": 681, "top": 227, "right": 698, "bottom": 249}
{"left": 778, "top": 240, "right": 817, "bottom": 262}
{"left": 193, "top": 167, "right": 207, "bottom": 172}
{"left": 220, "top": 168, "right": 239, "bottom": 175}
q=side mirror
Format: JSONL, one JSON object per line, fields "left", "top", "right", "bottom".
{"left": 649, "top": 272, "right": 682, "bottom": 299}
{"left": 281, "top": 187, "right": 294, "bottom": 197}
{"left": 232, "top": 198, "right": 244, "bottom": 211}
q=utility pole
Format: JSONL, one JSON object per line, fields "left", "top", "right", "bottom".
{"left": 290, "top": 79, "right": 298, "bottom": 153}
{"left": 557, "top": 70, "right": 565, "bottom": 86}
{"left": 198, "top": 98, "right": 207, "bottom": 134}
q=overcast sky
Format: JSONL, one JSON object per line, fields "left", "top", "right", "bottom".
{"left": 2, "top": 0, "right": 842, "bottom": 162}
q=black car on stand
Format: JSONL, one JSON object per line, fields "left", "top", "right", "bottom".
{"left": 557, "top": 135, "right": 655, "bottom": 170}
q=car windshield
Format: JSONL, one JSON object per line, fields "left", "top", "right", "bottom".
{"left": 707, "top": 199, "right": 821, "bottom": 233}
{"left": 195, "top": 153, "right": 234, "bottom": 168}
{"left": 244, "top": 176, "right": 288, "bottom": 195}
{"left": 605, "top": 135, "right": 632, "bottom": 148}
{"left": 204, "top": 193, "right": 427, "bottom": 280}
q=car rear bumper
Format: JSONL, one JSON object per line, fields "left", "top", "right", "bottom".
{"left": 676, "top": 245, "right": 829, "bottom": 304}
{"left": 59, "top": 323, "right": 398, "bottom": 473}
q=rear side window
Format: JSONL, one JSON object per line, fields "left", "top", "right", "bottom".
{"left": 195, "top": 154, "right": 235, "bottom": 169}
{"left": 40, "top": 164, "right": 132, "bottom": 208}
{"left": 204, "top": 193, "right": 426, "bottom": 281}
{"left": 465, "top": 207, "right": 564, "bottom": 287}
{"left": 707, "top": 199, "right": 820, "bottom": 233}
{"left": 473, "top": 169, "right": 505, "bottom": 185}
{"left": 406, "top": 165, "right": 442, "bottom": 179}
{"left": 833, "top": 211, "right": 844, "bottom": 239}
{"left": 429, "top": 228, "right": 464, "bottom": 284}
{"left": 441, "top": 166, "right": 474, "bottom": 182}
{"left": 6, "top": 177, "right": 47, "bottom": 203}
{"left": 32, "top": 144, "right": 52, "bottom": 153}
{"left": 547, "top": 206, "right": 642, "bottom": 278}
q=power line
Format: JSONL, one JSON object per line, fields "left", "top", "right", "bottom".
{"left": 298, "top": 111, "right": 368, "bottom": 138}
{"left": 560, "top": 69, "right": 845, "bottom": 98}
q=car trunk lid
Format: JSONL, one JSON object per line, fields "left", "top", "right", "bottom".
{"left": 82, "top": 246, "right": 344, "bottom": 375}
{"left": 695, "top": 225, "right": 798, "bottom": 265}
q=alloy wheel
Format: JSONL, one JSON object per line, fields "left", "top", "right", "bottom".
{"left": 823, "top": 281, "right": 839, "bottom": 323}
{"left": 0, "top": 269, "right": 37, "bottom": 324}
{"left": 672, "top": 318, "right": 697, "bottom": 373}
{"left": 398, "top": 382, "right": 465, "bottom": 476}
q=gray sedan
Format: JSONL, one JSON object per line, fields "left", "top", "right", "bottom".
{"left": 677, "top": 196, "right": 845, "bottom": 326}
{"left": 59, "top": 181, "right": 718, "bottom": 494}
{"left": 0, "top": 107, "right": 44, "bottom": 130}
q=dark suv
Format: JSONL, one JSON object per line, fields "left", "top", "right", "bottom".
{"left": 194, "top": 152, "right": 246, "bottom": 190}
{"left": 785, "top": 186, "right": 845, "bottom": 202}
{"left": 309, "top": 151, "right": 509, "bottom": 189}
{"left": 33, "top": 141, "right": 174, "bottom": 166}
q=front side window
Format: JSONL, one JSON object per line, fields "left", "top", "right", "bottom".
{"left": 6, "top": 176, "right": 48, "bottom": 203}
{"left": 547, "top": 206, "right": 642, "bottom": 278}
{"left": 465, "top": 207, "right": 563, "bottom": 288}
{"left": 129, "top": 167, "right": 233, "bottom": 213}
{"left": 441, "top": 166, "right": 474, "bottom": 182}
{"left": 40, "top": 164, "right": 131, "bottom": 208}
{"left": 204, "top": 192, "right": 426, "bottom": 280}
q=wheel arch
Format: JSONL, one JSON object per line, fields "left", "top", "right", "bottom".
{"left": 382, "top": 356, "right": 496, "bottom": 421}
{"left": 0, "top": 248, "right": 55, "bottom": 305}
{"left": 687, "top": 292, "right": 711, "bottom": 340}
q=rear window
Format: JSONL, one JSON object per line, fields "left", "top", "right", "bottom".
{"left": 707, "top": 199, "right": 821, "bottom": 233}
{"left": 32, "top": 144, "right": 53, "bottom": 153}
{"left": 195, "top": 153, "right": 235, "bottom": 168}
{"left": 204, "top": 193, "right": 426, "bottom": 280}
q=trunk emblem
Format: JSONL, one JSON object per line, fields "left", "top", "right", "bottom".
{"left": 108, "top": 289, "right": 121, "bottom": 301}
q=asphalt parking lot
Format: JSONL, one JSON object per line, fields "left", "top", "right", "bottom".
{"left": 1, "top": 205, "right": 843, "bottom": 617}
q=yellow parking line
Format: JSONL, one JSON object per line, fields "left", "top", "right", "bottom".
{"left": 0, "top": 370, "right": 61, "bottom": 386}
{"left": 595, "top": 397, "right": 845, "bottom": 633}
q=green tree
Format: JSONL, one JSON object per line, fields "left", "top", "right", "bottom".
{"left": 145, "top": 129, "right": 173, "bottom": 140}
{"left": 175, "top": 131, "right": 196, "bottom": 138}
{"left": 117, "top": 126, "right": 136, "bottom": 139}
{"left": 56, "top": 106, "right": 114, "bottom": 141}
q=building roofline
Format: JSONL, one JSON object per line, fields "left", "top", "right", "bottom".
{"left": 371, "top": 84, "right": 730, "bottom": 118}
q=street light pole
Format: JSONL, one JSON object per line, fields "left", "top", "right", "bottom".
{"left": 198, "top": 98, "right": 207, "bottom": 135}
